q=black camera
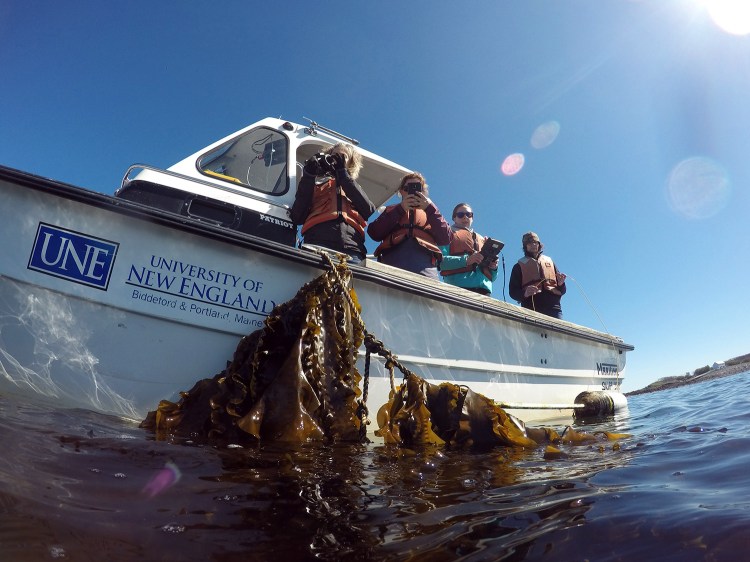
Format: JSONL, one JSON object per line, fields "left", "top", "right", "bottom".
{"left": 304, "top": 152, "right": 337, "bottom": 176}
{"left": 318, "top": 153, "right": 337, "bottom": 172}
{"left": 405, "top": 182, "right": 422, "bottom": 195}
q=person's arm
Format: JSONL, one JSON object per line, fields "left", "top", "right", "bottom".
{"left": 554, "top": 265, "right": 567, "bottom": 296}
{"left": 289, "top": 174, "right": 315, "bottom": 225}
{"left": 508, "top": 263, "right": 524, "bottom": 302}
{"left": 424, "top": 203, "right": 453, "bottom": 246}
{"left": 488, "top": 262, "right": 499, "bottom": 281}
{"left": 367, "top": 205, "right": 405, "bottom": 241}
{"left": 335, "top": 169, "right": 376, "bottom": 220}
{"left": 439, "top": 245, "right": 469, "bottom": 271}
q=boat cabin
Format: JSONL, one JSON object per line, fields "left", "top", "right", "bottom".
{"left": 116, "top": 118, "right": 410, "bottom": 247}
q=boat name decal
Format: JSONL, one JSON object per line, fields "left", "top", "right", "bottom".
{"left": 125, "top": 254, "right": 275, "bottom": 327}
{"left": 28, "top": 223, "right": 119, "bottom": 290}
{"left": 596, "top": 362, "right": 619, "bottom": 376}
{"left": 259, "top": 213, "right": 294, "bottom": 228}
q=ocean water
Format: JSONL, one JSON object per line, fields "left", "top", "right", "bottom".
{"left": 2, "top": 371, "right": 750, "bottom": 561}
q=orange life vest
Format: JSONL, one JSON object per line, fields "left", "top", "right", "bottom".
{"left": 373, "top": 208, "right": 442, "bottom": 259}
{"left": 518, "top": 255, "right": 561, "bottom": 295}
{"left": 441, "top": 228, "right": 493, "bottom": 280}
{"left": 301, "top": 177, "right": 367, "bottom": 236}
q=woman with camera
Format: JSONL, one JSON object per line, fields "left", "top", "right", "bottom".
{"left": 290, "top": 143, "right": 376, "bottom": 264}
{"left": 439, "top": 203, "right": 499, "bottom": 296}
{"left": 367, "top": 172, "right": 452, "bottom": 280}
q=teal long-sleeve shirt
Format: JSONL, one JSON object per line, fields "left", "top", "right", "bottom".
{"left": 439, "top": 245, "right": 498, "bottom": 294}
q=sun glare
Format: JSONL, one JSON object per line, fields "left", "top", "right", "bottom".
{"left": 699, "top": 0, "right": 750, "bottom": 35}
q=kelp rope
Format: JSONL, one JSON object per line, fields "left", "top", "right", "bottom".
{"left": 314, "top": 250, "right": 420, "bottom": 441}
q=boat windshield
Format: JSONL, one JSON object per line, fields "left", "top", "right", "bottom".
{"left": 197, "top": 127, "right": 289, "bottom": 195}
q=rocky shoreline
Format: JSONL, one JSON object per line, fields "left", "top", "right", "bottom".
{"left": 626, "top": 360, "right": 750, "bottom": 396}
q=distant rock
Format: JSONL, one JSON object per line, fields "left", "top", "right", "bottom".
{"left": 626, "top": 354, "right": 750, "bottom": 396}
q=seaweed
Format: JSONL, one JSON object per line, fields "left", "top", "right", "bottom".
{"left": 141, "top": 255, "right": 628, "bottom": 450}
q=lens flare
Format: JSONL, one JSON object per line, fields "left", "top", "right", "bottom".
{"left": 666, "top": 156, "right": 731, "bottom": 219}
{"left": 501, "top": 153, "right": 525, "bottom": 176}
{"left": 142, "top": 461, "right": 181, "bottom": 498}
{"left": 530, "top": 121, "right": 561, "bottom": 149}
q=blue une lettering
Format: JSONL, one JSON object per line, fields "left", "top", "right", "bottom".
{"left": 28, "top": 223, "right": 119, "bottom": 290}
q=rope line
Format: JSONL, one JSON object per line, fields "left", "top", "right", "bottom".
{"left": 311, "top": 249, "right": 420, "bottom": 436}
{"left": 566, "top": 274, "right": 624, "bottom": 384}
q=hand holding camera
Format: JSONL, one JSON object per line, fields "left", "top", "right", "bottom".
{"left": 466, "top": 252, "right": 485, "bottom": 268}
{"left": 303, "top": 154, "right": 325, "bottom": 176}
{"left": 401, "top": 181, "right": 431, "bottom": 212}
{"left": 331, "top": 152, "right": 347, "bottom": 171}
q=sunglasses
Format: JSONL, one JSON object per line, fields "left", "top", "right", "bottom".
{"left": 455, "top": 211, "right": 473, "bottom": 218}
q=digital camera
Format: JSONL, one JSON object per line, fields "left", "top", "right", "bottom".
{"left": 405, "top": 182, "right": 422, "bottom": 195}
{"left": 316, "top": 152, "right": 336, "bottom": 171}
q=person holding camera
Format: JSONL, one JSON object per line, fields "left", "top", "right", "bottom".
{"left": 367, "top": 172, "right": 452, "bottom": 280}
{"left": 509, "top": 231, "right": 566, "bottom": 319}
{"left": 290, "top": 143, "right": 376, "bottom": 264}
{"left": 439, "top": 203, "right": 499, "bottom": 296}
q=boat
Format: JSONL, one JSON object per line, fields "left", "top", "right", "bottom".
{"left": 0, "top": 117, "right": 633, "bottom": 427}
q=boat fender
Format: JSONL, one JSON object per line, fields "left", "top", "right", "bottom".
{"left": 573, "top": 390, "right": 627, "bottom": 419}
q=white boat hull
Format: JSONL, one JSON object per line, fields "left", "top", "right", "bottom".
{"left": 0, "top": 167, "right": 631, "bottom": 427}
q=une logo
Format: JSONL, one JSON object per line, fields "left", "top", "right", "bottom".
{"left": 28, "top": 223, "right": 119, "bottom": 290}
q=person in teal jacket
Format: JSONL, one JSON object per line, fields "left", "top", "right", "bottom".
{"left": 439, "top": 203, "right": 499, "bottom": 296}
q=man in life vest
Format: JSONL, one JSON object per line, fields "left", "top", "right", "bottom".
{"left": 439, "top": 203, "right": 499, "bottom": 296}
{"left": 367, "top": 172, "right": 452, "bottom": 280}
{"left": 290, "top": 142, "right": 376, "bottom": 263}
{"left": 509, "top": 231, "right": 567, "bottom": 319}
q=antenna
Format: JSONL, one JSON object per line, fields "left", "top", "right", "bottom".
{"left": 302, "top": 117, "right": 360, "bottom": 146}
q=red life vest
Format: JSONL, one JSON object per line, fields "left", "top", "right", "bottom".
{"left": 441, "top": 228, "right": 493, "bottom": 280}
{"left": 301, "top": 177, "right": 367, "bottom": 236}
{"left": 518, "top": 255, "right": 561, "bottom": 295}
{"left": 373, "top": 208, "right": 442, "bottom": 259}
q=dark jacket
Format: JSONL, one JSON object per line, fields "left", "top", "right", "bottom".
{"left": 508, "top": 255, "right": 566, "bottom": 318}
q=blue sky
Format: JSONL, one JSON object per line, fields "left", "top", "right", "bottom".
{"left": 2, "top": 1, "right": 749, "bottom": 392}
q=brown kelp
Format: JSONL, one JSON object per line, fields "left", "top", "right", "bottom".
{"left": 374, "top": 373, "right": 628, "bottom": 450}
{"left": 141, "top": 257, "right": 366, "bottom": 443}
{"left": 141, "top": 255, "right": 629, "bottom": 450}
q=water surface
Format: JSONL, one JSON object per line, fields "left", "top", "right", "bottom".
{"left": 2, "top": 372, "right": 749, "bottom": 561}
